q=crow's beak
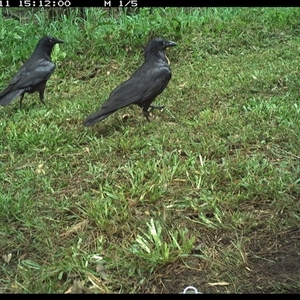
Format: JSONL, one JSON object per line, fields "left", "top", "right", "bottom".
{"left": 55, "top": 38, "right": 64, "bottom": 44}
{"left": 166, "top": 41, "right": 177, "bottom": 48}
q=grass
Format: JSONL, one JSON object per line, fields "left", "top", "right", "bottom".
{"left": 1, "top": 7, "right": 300, "bottom": 293}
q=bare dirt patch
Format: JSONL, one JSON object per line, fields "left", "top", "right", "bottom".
{"left": 137, "top": 227, "right": 300, "bottom": 293}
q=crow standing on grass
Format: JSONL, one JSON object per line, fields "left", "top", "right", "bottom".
{"left": 83, "top": 37, "right": 177, "bottom": 127}
{"left": 0, "top": 36, "right": 64, "bottom": 108}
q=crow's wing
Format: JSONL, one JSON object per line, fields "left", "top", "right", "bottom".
{"left": 7, "top": 58, "right": 55, "bottom": 91}
{"left": 98, "top": 63, "right": 171, "bottom": 116}
{"left": 0, "top": 59, "right": 55, "bottom": 105}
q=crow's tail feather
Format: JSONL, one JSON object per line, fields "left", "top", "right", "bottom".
{"left": 0, "top": 89, "right": 24, "bottom": 106}
{"left": 83, "top": 110, "right": 116, "bottom": 127}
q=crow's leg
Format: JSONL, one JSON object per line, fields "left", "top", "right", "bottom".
{"left": 39, "top": 90, "right": 46, "bottom": 105}
{"left": 143, "top": 109, "right": 151, "bottom": 122}
{"left": 40, "top": 91, "right": 46, "bottom": 105}
{"left": 143, "top": 103, "right": 165, "bottom": 121}
{"left": 19, "top": 93, "right": 25, "bottom": 108}
{"left": 149, "top": 105, "right": 165, "bottom": 111}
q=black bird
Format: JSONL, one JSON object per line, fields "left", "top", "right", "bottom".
{"left": 83, "top": 37, "right": 177, "bottom": 127}
{"left": 0, "top": 36, "right": 64, "bottom": 108}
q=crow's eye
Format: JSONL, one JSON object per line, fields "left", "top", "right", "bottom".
{"left": 49, "top": 38, "right": 53, "bottom": 43}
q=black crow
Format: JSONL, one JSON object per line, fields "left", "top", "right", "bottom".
{"left": 0, "top": 36, "right": 64, "bottom": 108}
{"left": 83, "top": 37, "right": 177, "bottom": 127}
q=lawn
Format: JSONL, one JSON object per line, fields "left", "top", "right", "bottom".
{"left": 0, "top": 7, "right": 300, "bottom": 293}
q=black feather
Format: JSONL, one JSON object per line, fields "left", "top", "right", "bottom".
{"left": 83, "top": 37, "right": 177, "bottom": 126}
{"left": 0, "top": 36, "right": 64, "bottom": 108}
